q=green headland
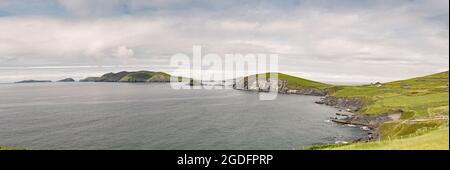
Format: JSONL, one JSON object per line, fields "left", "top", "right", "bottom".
{"left": 243, "top": 71, "right": 448, "bottom": 150}
{"left": 311, "top": 71, "right": 448, "bottom": 150}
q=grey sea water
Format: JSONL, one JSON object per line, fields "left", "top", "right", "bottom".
{"left": 0, "top": 83, "right": 365, "bottom": 150}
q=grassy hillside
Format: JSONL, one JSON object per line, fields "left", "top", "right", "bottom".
{"left": 326, "top": 127, "right": 449, "bottom": 150}
{"left": 321, "top": 71, "right": 449, "bottom": 150}
{"left": 120, "top": 71, "right": 171, "bottom": 82}
{"left": 80, "top": 71, "right": 172, "bottom": 82}
{"left": 332, "top": 71, "right": 449, "bottom": 118}
{"left": 246, "top": 72, "right": 332, "bottom": 90}
{"left": 276, "top": 73, "right": 331, "bottom": 90}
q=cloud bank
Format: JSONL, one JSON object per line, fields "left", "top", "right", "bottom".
{"left": 0, "top": 0, "right": 448, "bottom": 83}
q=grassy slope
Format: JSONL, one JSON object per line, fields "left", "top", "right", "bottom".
{"left": 327, "top": 127, "right": 449, "bottom": 150}
{"left": 332, "top": 71, "right": 449, "bottom": 118}
{"left": 323, "top": 71, "right": 449, "bottom": 150}
{"left": 119, "top": 71, "right": 155, "bottom": 81}
{"left": 119, "top": 71, "right": 171, "bottom": 82}
{"left": 278, "top": 73, "right": 331, "bottom": 90}
{"left": 250, "top": 72, "right": 332, "bottom": 90}
{"left": 0, "top": 147, "right": 27, "bottom": 150}
{"left": 148, "top": 72, "right": 171, "bottom": 82}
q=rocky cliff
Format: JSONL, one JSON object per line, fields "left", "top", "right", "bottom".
{"left": 315, "top": 96, "right": 366, "bottom": 113}
{"left": 233, "top": 73, "right": 330, "bottom": 96}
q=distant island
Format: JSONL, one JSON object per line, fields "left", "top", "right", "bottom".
{"left": 80, "top": 71, "right": 171, "bottom": 82}
{"left": 79, "top": 71, "right": 193, "bottom": 83}
{"left": 15, "top": 71, "right": 196, "bottom": 84}
{"left": 15, "top": 80, "right": 52, "bottom": 83}
{"left": 57, "top": 78, "right": 75, "bottom": 82}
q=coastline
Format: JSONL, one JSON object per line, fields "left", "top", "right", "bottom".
{"left": 4, "top": 71, "right": 448, "bottom": 150}
{"left": 314, "top": 96, "right": 390, "bottom": 143}
{"left": 0, "top": 82, "right": 360, "bottom": 150}
{"left": 231, "top": 86, "right": 372, "bottom": 144}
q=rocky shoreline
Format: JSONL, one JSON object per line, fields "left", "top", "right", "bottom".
{"left": 315, "top": 96, "right": 403, "bottom": 143}
{"left": 228, "top": 78, "right": 386, "bottom": 143}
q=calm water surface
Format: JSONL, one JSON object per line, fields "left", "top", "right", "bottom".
{"left": 0, "top": 83, "right": 365, "bottom": 150}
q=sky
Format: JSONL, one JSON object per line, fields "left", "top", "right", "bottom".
{"left": 0, "top": 0, "right": 448, "bottom": 83}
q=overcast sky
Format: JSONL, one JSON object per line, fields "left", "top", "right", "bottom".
{"left": 0, "top": 0, "right": 448, "bottom": 83}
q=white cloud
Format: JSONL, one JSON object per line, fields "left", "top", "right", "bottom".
{"left": 113, "top": 46, "right": 135, "bottom": 65}
{"left": 0, "top": 0, "right": 448, "bottom": 82}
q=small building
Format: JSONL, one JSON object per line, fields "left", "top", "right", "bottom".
{"left": 373, "top": 82, "right": 383, "bottom": 87}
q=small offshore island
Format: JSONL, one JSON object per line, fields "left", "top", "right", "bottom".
{"left": 15, "top": 80, "right": 52, "bottom": 83}
{"left": 57, "top": 78, "right": 75, "bottom": 82}
{"left": 15, "top": 78, "right": 75, "bottom": 83}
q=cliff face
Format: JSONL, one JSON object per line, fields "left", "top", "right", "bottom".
{"left": 285, "top": 88, "right": 328, "bottom": 96}
{"left": 233, "top": 76, "right": 327, "bottom": 96}
{"left": 233, "top": 73, "right": 329, "bottom": 96}
{"left": 316, "top": 96, "right": 366, "bottom": 113}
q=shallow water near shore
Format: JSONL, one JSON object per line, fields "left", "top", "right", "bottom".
{"left": 0, "top": 83, "right": 365, "bottom": 150}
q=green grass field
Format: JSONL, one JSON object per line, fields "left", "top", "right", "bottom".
{"left": 331, "top": 71, "right": 449, "bottom": 118}
{"left": 251, "top": 72, "right": 332, "bottom": 90}
{"left": 276, "top": 73, "right": 332, "bottom": 90}
{"left": 327, "top": 127, "right": 449, "bottom": 150}
{"left": 252, "top": 72, "right": 448, "bottom": 150}
{"left": 321, "top": 71, "right": 449, "bottom": 150}
{"left": 0, "top": 147, "right": 27, "bottom": 150}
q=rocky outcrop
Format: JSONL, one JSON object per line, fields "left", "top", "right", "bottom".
{"left": 278, "top": 80, "right": 288, "bottom": 93}
{"left": 318, "top": 95, "right": 404, "bottom": 141}
{"left": 331, "top": 112, "right": 401, "bottom": 128}
{"left": 330, "top": 110, "right": 403, "bottom": 141}
{"left": 234, "top": 77, "right": 327, "bottom": 96}
{"left": 316, "top": 96, "right": 366, "bottom": 113}
{"left": 285, "top": 88, "right": 327, "bottom": 96}
{"left": 57, "top": 78, "right": 75, "bottom": 82}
